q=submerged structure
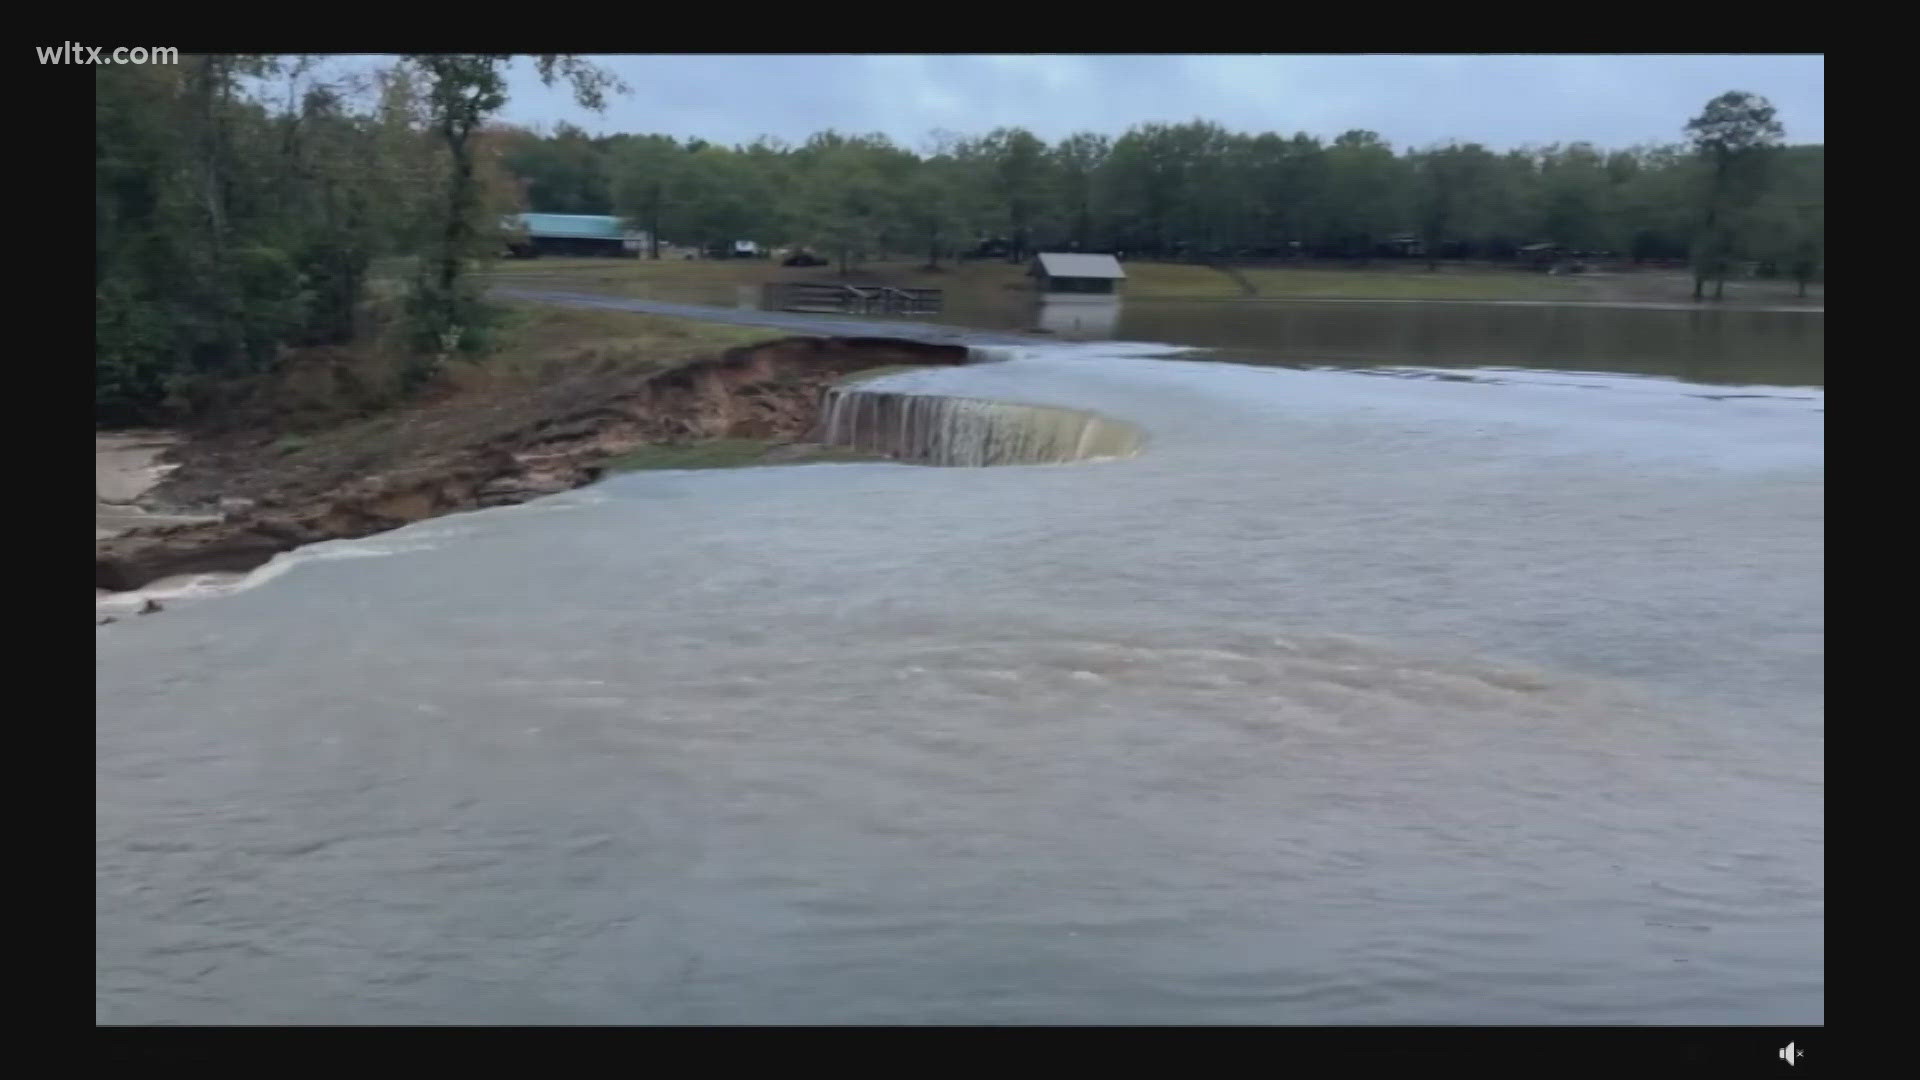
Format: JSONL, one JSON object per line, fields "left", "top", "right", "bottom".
{"left": 1035, "top": 298, "right": 1122, "bottom": 338}
{"left": 1029, "top": 252, "right": 1127, "bottom": 298}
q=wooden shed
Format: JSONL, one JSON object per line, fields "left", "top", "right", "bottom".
{"left": 1029, "top": 253, "right": 1126, "bottom": 297}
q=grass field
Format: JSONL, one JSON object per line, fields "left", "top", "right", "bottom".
{"left": 479, "top": 302, "right": 774, "bottom": 380}
{"left": 601, "top": 439, "right": 887, "bottom": 471}
{"left": 232, "top": 301, "right": 783, "bottom": 457}
{"left": 478, "top": 255, "right": 1818, "bottom": 305}
{"left": 484, "top": 256, "right": 1248, "bottom": 300}
{"left": 407, "top": 301, "right": 781, "bottom": 404}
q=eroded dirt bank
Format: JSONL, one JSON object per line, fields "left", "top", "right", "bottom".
{"left": 97, "top": 336, "right": 968, "bottom": 592}
{"left": 96, "top": 432, "right": 222, "bottom": 541}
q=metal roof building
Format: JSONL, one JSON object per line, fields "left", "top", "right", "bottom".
{"left": 504, "top": 214, "right": 645, "bottom": 257}
{"left": 1029, "top": 253, "right": 1126, "bottom": 296}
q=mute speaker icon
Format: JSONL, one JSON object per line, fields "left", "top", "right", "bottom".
{"left": 1779, "top": 1042, "right": 1804, "bottom": 1065}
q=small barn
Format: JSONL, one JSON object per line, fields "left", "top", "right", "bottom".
{"left": 1029, "top": 253, "right": 1126, "bottom": 298}
{"left": 505, "top": 214, "right": 647, "bottom": 258}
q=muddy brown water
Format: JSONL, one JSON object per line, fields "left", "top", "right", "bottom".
{"left": 503, "top": 275, "right": 1824, "bottom": 388}
{"left": 98, "top": 297, "right": 1821, "bottom": 1024}
{"left": 895, "top": 294, "right": 1822, "bottom": 389}
{"left": 1036, "top": 300, "right": 1822, "bottom": 388}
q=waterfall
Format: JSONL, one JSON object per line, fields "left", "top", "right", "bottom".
{"left": 817, "top": 387, "right": 1144, "bottom": 467}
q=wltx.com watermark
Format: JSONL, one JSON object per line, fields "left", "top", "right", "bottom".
{"left": 36, "top": 43, "right": 179, "bottom": 64}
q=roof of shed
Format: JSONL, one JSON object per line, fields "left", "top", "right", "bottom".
{"left": 1031, "top": 253, "right": 1126, "bottom": 279}
{"left": 510, "top": 213, "right": 632, "bottom": 240}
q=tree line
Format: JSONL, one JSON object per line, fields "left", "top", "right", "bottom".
{"left": 501, "top": 91, "right": 1820, "bottom": 298}
{"left": 95, "top": 54, "right": 616, "bottom": 424}
{"left": 96, "top": 57, "right": 1820, "bottom": 427}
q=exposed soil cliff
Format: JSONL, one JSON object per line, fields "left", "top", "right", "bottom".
{"left": 96, "top": 336, "right": 968, "bottom": 592}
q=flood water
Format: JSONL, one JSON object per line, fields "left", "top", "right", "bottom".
{"left": 97, "top": 309, "right": 1823, "bottom": 1024}
{"left": 962, "top": 298, "right": 1824, "bottom": 389}
{"left": 568, "top": 270, "right": 1826, "bottom": 387}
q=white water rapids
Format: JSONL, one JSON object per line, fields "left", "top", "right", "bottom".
{"left": 96, "top": 341, "right": 1822, "bottom": 1024}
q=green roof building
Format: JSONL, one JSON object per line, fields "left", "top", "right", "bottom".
{"left": 503, "top": 214, "right": 646, "bottom": 258}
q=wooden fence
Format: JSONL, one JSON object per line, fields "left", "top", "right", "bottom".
{"left": 763, "top": 282, "right": 944, "bottom": 316}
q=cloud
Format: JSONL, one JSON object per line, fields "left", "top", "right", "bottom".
{"left": 497, "top": 54, "right": 1823, "bottom": 150}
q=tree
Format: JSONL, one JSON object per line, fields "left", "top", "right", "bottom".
{"left": 1752, "top": 145, "right": 1823, "bottom": 297}
{"left": 1535, "top": 142, "right": 1615, "bottom": 254}
{"left": 1613, "top": 144, "right": 1697, "bottom": 264}
{"left": 495, "top": 108, "right": 1822, "bottom": 287}
{"left": 676, "top": 146, "right": 779, "bottom": 255}
{"left": 1243, "top": 132, "right": 1325, "bottom": 256}
{"left": 275, "top": 82, "right": 385, "bottom": 346}
{"left": 1102, "top": 122, "right": 1225, "bottom": 258}
{"left": 789, "top": 136, "right": 898, "bottom": 275}
{"left": 400, "top": 54, "right": 621, "bottom": 371}
{"left": 969, "top": 127, "right": 1053, "bottom": 260}
{"left": 1685, "top": 91, "right": 1785, "bottom": 300}
{"left": 1415, "top": 142, "right": 1503, "bottom": 266}
{"left": 611, "top": 134, "right": 687, "bottom": 258}
{"left": 96, "top": 54, "right": 345, "bottom": 419}
{"left": 501, "top": 121, "right": 612, "bottom": 213}
{"left": 1052, "top": 133, "right": 1110, "bottom": 251}
{"left": 901, "top": 155, "right": 971, "bottom": 268}
{"left": 95, "top": 54, "right": 631, "bottom": 426}
{"left": 1317, "top": 130, "right": 1407, "bottom": 259}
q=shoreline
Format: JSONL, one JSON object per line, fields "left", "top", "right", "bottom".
{"left": 486, "top": 259, "right": 1825, "bottom": 314}
{"left": 95, "top": 432, "right": 221, "bottom": 541}
{"left": 96, "top": 334, "right": 971, "bottom": 603}
{"left": 1119, "top": 294, "right": 1825, "bottom": 314}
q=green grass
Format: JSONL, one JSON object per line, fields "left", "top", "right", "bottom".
{"left": 234, "top": 302, "right": 791, "bottom": 479}
{"left": 487, "top": 302, "right": 773, "bottom": 368}
{"left": 601, "top": 438, "right": 891, "bottom": 472}
{"left": 477, "top": 253, "right": 1825, "bottom": 310}
{"left": 601, "top": 439, "right": 774, "bottom": 471}
{"left": 780, "top": 446, "right": 894, "bottom": 464}
{"left": 486, "top": 255, "right": 1235, "bottom": 298}
{"left": 437, "top": 302, "right": 778, "bottom": 396}
{"left": 482, "top": 256, "right": 1618, "bottom": 304}
{"left": 1117, "top": 263, "right": 1249, "bottom": 298}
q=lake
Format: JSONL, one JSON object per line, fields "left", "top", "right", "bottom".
{"left": 97, "top": 299, "right": 1823, "bottom": 1024}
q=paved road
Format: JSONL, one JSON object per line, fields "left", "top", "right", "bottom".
{"left": 490, "top": 288, "right": 1042, "bottom": 348}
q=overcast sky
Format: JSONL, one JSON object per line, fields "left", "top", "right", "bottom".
{"left": 494, "top": 55, "right": 1824, "bottom": 152}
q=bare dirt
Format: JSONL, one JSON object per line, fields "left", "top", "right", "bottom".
{"left": 96, "top": 432, "right": 223, "bottom": 541}
{"left": 96, "top": 335, "right": 969, "bottom": 592}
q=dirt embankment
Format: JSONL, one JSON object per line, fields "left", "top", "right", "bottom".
{"left": 96, "top": 432, "right": 222, "bottom": 540}
{"left": 96, "top": 336, "right": 968, "bottom": 592}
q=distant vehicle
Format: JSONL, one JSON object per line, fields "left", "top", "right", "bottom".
{"left": 783, "top": 249, "right": 828, "bottom": 268}
{"left": 966, "top": 237, "right": 1014, "bottom": 260}
{"left": 731, "top": 240, "right": 763, "bottom": 259}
